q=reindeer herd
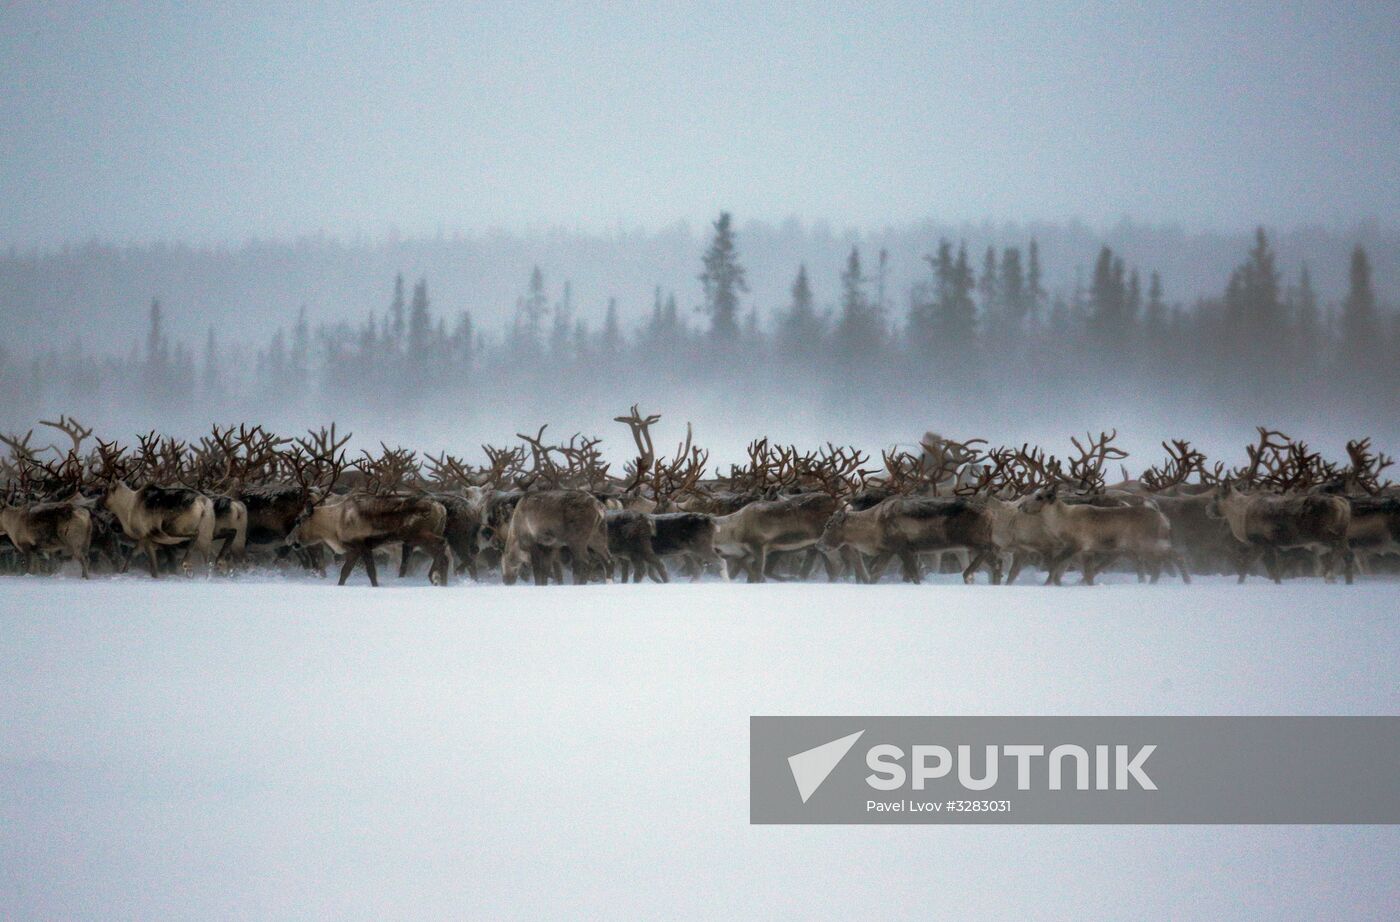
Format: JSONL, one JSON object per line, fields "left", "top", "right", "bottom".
{"left": 1, "top": 412, "right": 1397, "bottom": 588}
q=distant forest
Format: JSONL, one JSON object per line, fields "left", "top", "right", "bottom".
{"left": 0, "top": 215, "right": 1395, "bottom": 452}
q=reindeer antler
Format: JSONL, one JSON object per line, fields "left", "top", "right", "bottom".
{"left": 615, "top": 405, "right": 661, "bottom": 491}
{"left": 1068, "top": 429, "right": 1128, "bottom": 492}
{"left": 1346, "top": 438, "right": 1395, "bottom": 494}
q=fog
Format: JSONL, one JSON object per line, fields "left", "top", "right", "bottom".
{"left": 3, "top": 4, "right": 1398, "bottom": 467}
{"left": 1, "top": 218, "right": 1396, "bottom": 473}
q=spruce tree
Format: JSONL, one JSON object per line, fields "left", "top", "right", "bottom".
{"left": 978, "top": 246, "right": 999, "bottom": 322}
{"left": 1342, "top": 246, "right": 1377, "bottom": 353}
{"left": 408, "top": 278, "right": 431, "bottom": 356}
{"left": 780, "top": 263, "right": 822, "bottom": 358}
{"left": 999, "top": 247, "right": 1026, "bottom": 327}
{"left": 389, "top": 273, "right": 406, "bottom": 347}
{"left": 1027, "top": 238, "right": 1045, "bottom": 321}
{"left": 699, "top": 212, "right": 747, "bottom": 340}
{"left": 835, "top": 246, "right": 881, "bottom": 361}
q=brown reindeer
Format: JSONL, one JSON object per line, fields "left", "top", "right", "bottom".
{"left": 820, "top": 495, "right": 1001, "bottom": 584}
{"left": 1206, "top": 482, "right": 1354, "bottom": 584}
{"left": 0, "top": 499, "right": 93, "bottom": 577}
{"left": 712, "top": 492, "right": 843, "bottom": 582}
{"left": 1019, "top": 485, "right": 1187, "bottom": 585}
{"left": 501, "top": 489, "right": 611, "bottom": 585}
{"left": 291, "top": 492, "right": 450, "bottom": 586}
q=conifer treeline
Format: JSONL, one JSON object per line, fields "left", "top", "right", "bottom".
{"left": 0, "top": 214, "right": 1394, "bottom": 431}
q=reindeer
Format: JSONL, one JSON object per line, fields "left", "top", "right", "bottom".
{"left": 606, "top": 509, "right": 666, "bottom": 582}
{"left": 230, "top": 426, "right": 346, "bottom": 572}
{"left": 501, "top": 489, "right": 611, "bottom": 585}
{"left": 981, "top": 494, "right": 1062, "bottom": 585}
{"left": 816, "top": 503, "right": 886, "bottom": 582}
{"left": 712, "top": 492, "right": 843, "bottom": 582}
{"left": 817, "top": 447, "right": 994, "bottom": 583}
{"left": 0, "top": 498, "right": 93, "bottom": 577}
{"left": 1206, "top": 482, "right": 1354, "bottom": 584}
{"left": 1312, "top": 439, "right": 1400, "bottom": 573}
{"left": 102, "top": 481, "right": 216, "bottom": 577}
{"left": 1018, "top": 484, "right": 1187, "bottom": 585}
{"left": 649, "top": 512, "right": 725, "bottom": 580}
{"left": 820, "top": 494, "right": 1001, "bottom": 584}
{"left": 291, "top": 492, "right": 450, "bottom": 586}
{"left": 399, "top": 491, "right": 483, "bottom": 580}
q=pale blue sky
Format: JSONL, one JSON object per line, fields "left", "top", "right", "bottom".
{"left": 2, "top": 1, "right": 1396, "bottom": 246}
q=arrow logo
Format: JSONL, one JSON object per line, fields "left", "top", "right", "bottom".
{"left": 788, "top": 730, "right": 864, "bottom": 803}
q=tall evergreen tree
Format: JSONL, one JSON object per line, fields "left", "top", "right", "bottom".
{"left": 389, "top": 273, "right": 406, "bottom": 347}
{"left": 779, "top": 263, "right": 823, "bottom": 358}
{"left": 1341, "top": 245, "right": 1378, "bottom": 360}
{"left": 551, "top": 280, "right": 574, "bottom": 357}
{"left": 999, "top": 246, "right": 1027, "bottom": 328}
{"left": 408, "top": 278, "right": 431, "bottom": 356}
{"left": 1089, "top": 246, "right": 1129, "bottom": 347}
{"left": 834, "top": 246, "right": 882, "bottom": 361}
{"left": 202, "top": 326, "right": 221, "bottom": 396}
{"left": 602, "top": 297, "right": 622, "bottom": 354}
{"left": 291, "top": 305, "right": 310, "bottom": 382}
{"left": 1144, "top": 271, "right": 1167, "bottom": 340}
{"left": 146, "top": 297, "right": 166, "bottom": 365}
{"left": 699, "top": 212, "right": 747, "bottom": 340}
{"left": 1027, "top": 238, "right": 1045, "bottom": 321}
{"left": 931, "top": 241, "right": 977, "bottom": 348}
{"left": 978, "top": 246, "right": 999, "bottom": 321}
{"left": 515, "top": 265, "right": 548, "bottom": 352}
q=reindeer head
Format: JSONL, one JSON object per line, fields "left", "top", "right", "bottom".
{"left": 817, "top": 507, "right": 852, "bottom": 549}
{"left": 1019, "top": 484, "right": 1060, "bottom": 515}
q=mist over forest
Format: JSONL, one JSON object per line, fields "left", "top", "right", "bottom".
{"left": 1, "top": 214, "right": 1395, "bottom": 470}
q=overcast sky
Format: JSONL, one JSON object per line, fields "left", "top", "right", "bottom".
{"left": 2, "top": 1, "right": 1396, "bottom": 247}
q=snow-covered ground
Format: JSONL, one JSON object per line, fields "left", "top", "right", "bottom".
{"left": 2, "top": 575, "right": 1398, "bottom": 919}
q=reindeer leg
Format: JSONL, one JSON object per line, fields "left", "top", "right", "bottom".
{"left": 960, "top": 550, "right": 983, "bottom": 584}
{"left": 1047, "top": 547, "right": 1074, "bottom": 585}
{"left": 362, "top": 546, "right": 381, "bottom": 587}
{"left": 844, "top": 547, "right": 870, "bottom": 584}
{"left": 1006, "top": 552, "right": 1025, "bottom": 585}
{"left": 338, "top": 547, "right": 362, "bottom": 585}
{"left": 814, "top": 547, "right": 839, "bottom": 582}
{"left": 1172, "top": 552, "right": 1192, "bottom": 584}
{"left": 714, "top": 552, "right": 733, "bottom": 582}
{"left": 398, "top": 542, "right": 416, "bottom": 579}
{"left": 762, "top": 550, "right": 792, "bottom": 582}
{"left": 746, "top": 544, "right": 766, "bottom": 583}
{"left": 643, "top": 549, "right": 667, "bottom": 583}
{"left": 987, "top": 548, "right": 1003, "bottom": 585}
{"left": 1235, "top": 546, "right": 1255, "bottom": 583}
{"left": 897, "top": 550, "right": 921, "bottom": 583}
{"left": 142, "top": 540, "right": 160, "bottom": 578}
{"left": 430, "top": 540, "right": 449, "bottom": 586}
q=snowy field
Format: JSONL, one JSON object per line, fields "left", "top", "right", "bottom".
{"left": 2, "top": 575, "right": 1398, "bottom": 920}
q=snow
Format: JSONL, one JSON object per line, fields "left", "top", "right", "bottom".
{"left": 2, "top": 576, "right": 1398, "bottom": 919}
